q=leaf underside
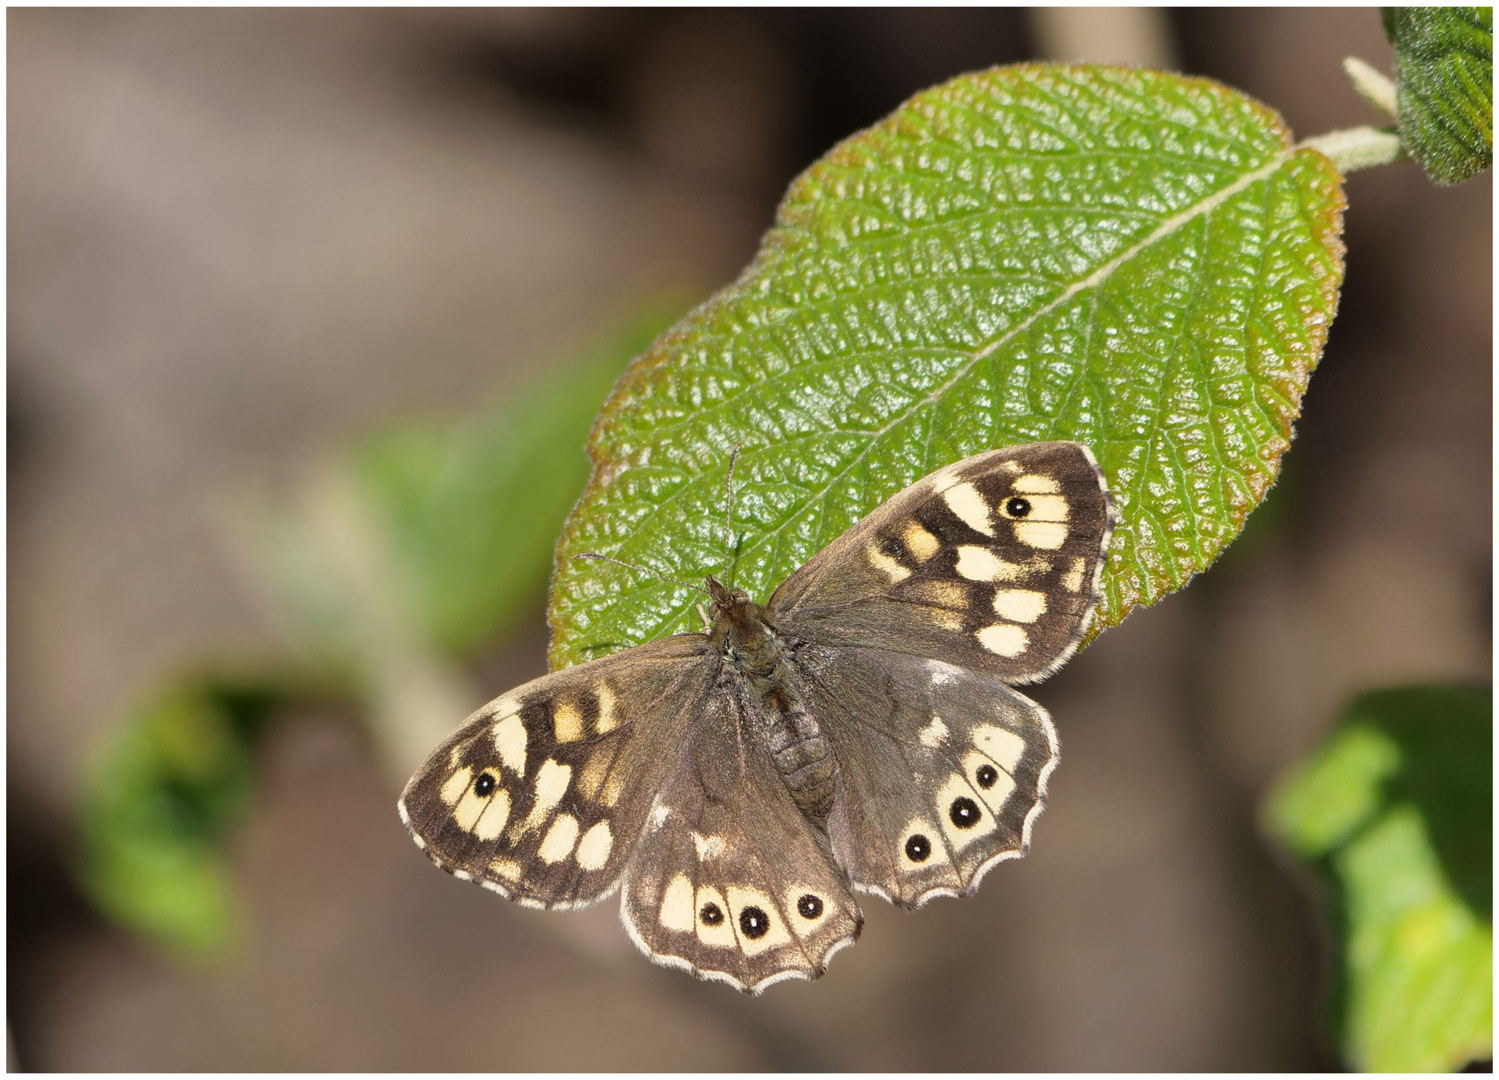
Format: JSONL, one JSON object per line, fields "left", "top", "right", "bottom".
{"left": 550, "top": 64, "right": 1346, "bottom": 669}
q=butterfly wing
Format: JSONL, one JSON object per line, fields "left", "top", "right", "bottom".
{"left": 619, "top": 687, "right": 862, "bottom": 993}
{"left": 797, "top": 643, "right": 1059, "bottom": 907}
{"left": 399, "top": 636, "right": 710, "bottom": 910}
{"left": 769, "top": 441, "right": 1112, "bottom": 683}
{"left": 400, "top": 633, "right": 863, "bottom": 992}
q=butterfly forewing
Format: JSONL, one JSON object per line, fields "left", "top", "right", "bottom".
{"left": 620, "top": 691, "right": 862, "bottom": 992}
{"left": 769, "top": 442, "right": 1112, "bottom": 684}
{"left": 797, "top": 644, "right": 1059, "bottom": 906}
{"left": 399, "top": 636, "right": 709, "bottom": 909}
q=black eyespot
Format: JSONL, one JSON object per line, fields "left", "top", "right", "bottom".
{"left": 739, "top": 906, "right": 770, "bottom": 939}
{"left": 1006, "top": 496, "right": 1031, "bottom": 518}
{"left": 797, "top": 894, "right": 824, "bottom": 919}
{"left": 473, "top": 772, "right": 497, "bottom": 797}
{"left": 950, "top": 796, "right": 982, "bottom": 829}
{"left": 975, "top": 764, "right": 999, "bottom": 789}
{"left": 905, "top": 834, "right": 932, "bottom": 862}
{"left": 700, "top": 902, "right": 724, "bottom": 926}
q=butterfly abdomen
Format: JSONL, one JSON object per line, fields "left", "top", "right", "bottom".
{"left": 761, "top": 690, "right": 838, "bottom": 821}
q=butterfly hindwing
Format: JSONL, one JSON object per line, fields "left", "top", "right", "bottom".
{"left": 795, "top": 644, "right": 1059, "bottom": 906}
{"left": 620, "top": 687, "right": 862, "bottom": 991}
{"left": 399, "top": 636, "right": 710, "bottom": 909}
{"left": 769, "top": 442, "right": 1113, "bottom": 683}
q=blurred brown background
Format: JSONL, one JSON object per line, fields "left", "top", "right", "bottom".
{"left": 8, "top": 8, "right": 1490, "bottom": 1070}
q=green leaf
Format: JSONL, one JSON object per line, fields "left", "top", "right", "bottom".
{"left": 1265, "top": 684, "right": 1492, "bottom": 1071}
{"left": 1383, "top": 7, "right": 1494, "bottom": 184}
{"left": 550, "top": 65, "right": 1346, "bottom": 668}
{"left": 352, "top": 299, "right": 687, "bottom": 657}
{"left": 76, "top": 676, "right": 285, "bottom": 963}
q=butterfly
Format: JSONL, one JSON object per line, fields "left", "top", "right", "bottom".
{"left": 399, "top": 441, "right": 1113, "bottom": 992}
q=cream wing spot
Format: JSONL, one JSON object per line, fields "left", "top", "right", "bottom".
{"left": 908, "top": 579, "right": 968, "bottom": 608}
{"left": 784, "top": 885, "right": 831, "bottom": 935}
{"left": 453, "top": 782, "right": 494, "bottom": 832}
{"left": 936, "top": 774, "right": 998, "bottom": 851}
{"left": 534, "top": 759, "right": 572, "bottom": 811}
{"left": 594, "top": 684, "right": 619, "bottom": 735}
{"left": 927, "top": 465, "right": 962, "bottom": 494}
{"left": 1061, "top": 555, "right": 1086, "bottom": 592}
{"left": 440, "top": 766, "right": 473, "bottom": 806}
{"left": 1021, "top": 493, "right": 1070, "bottom": 521}
{"left": 973, "top": 724, "right": 1027, "bottom": 773}
{"left": 473, "top": 789, "right": 512, "bottom": 840}
{"left": 927, "top": 659, "right": 961, "bottom": 685}
{"left": 552, "top": 701, "right": 584, "bottom": 743}
{"left": 976, "top": 623, "right": 1029, "bottom": 657}
{"left": 648, "top": 802, "right": 671, "bottom": 831}
{"left": 492, "top": 715, "right": 527, "bottom": 775}
{"left": 694, "top": 886, "right": 736, "bottom": 947}
{"left": 488, "top": 857, "right": 523, "bottom": 882}
{"left": 726, "top": 885, "right": 792, "bottom": 954}
{"left": 1013, "top": 473, "right": 1060, "bottom": 494}
{"left": 575, "top": 753, "right": 611, "bottom": 800}
{"left": 691, "top": 832, "right": 727, "bottom": 861}
{"left": 514, "top": 759, "right": 572, "bottom": 837}
{"left": 944, "top": 482, "right": 995, "bottom": 537}
{"left": 1015, "top": 521, "right": 1068, "bottom": 549}
{"left": 992, "top": 588, "right": 1048, "bottom": 623}
{"left": 964, "top": 749, "right": 1017, "bottom": 814}
{"left": 955, "top": 545, "right": 1024, "bottom": 582}
{"left": 867, "top": 543, "right": 911, "bottom": 583}
{"left": 918, "top": 716, "right": 950, "bottom": 748}
{"left": 538, "top": 813, "right": 580, "bottom": 864}
{"left": 575, "top": 820, "right": 613, "bottom": 870}
{"left": 929, "top": 609, "right": 965, "bottom": 631}
{"left": 660, "top": 874, "right": 696, "bottom": 932}
{"left": 899, "top": 817, "right": 951, "bottom": 867}
{"left": 901, "top": 520, "right": 941, "bottom": 562}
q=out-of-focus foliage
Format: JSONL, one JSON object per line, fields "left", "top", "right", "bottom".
{"left": 1383, "top": 7, "right": 1493, "bottom": 184}
{"left": 75, "top": 302, "right": 687, "bottom": 956}
{"left": 352, "top": 300, "right": 686, "bottom": 657}
{"left": 550, "top": 64, "right": 1346, "bottom": 669}
{"left": 77, "top": 676, "right": 286, "bottom": 962}
{"left": 1266, "top": 684, "right": 1492, "bottom": 1071}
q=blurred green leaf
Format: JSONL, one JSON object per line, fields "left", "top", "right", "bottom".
{"left": 550, "top": 64, "right": 1346, "bottom": 668}
{"left": 1266, "top": 684, "right": 1492, "bottom": 1071}
{"left": 77, "top": 676, "right": 285, "bottom": 963}
{"left": 1383, "top": 7, "right": 1494, "bottom": 184}
{"left": 351, "top": 298, "right": 687, "bottom": 658}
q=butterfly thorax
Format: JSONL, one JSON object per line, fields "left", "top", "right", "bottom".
{"left": 705, "top": 576, "right": 838, "bottom": 821}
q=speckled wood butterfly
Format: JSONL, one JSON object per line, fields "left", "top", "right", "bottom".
{"left": 400, "top": 441, "right": 1113, "bottom": 992}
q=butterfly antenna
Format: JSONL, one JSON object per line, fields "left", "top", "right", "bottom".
{"left": 724, "top": 443, "right": 742, "bottom": 587}
{"left": 574, "top": 553, "right": 708, "bottom": 595}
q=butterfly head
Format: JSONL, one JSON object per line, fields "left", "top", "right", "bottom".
{"left": 705, "top": 575, "right": 782, "bottom": 677}
{"left": 704, "top": 574, "right": 748, "bottom": 611}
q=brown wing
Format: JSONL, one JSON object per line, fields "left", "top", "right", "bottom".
{"left": 795, "top": 643, "right": 1059, "bottom": 907}
{"left": 398, "top": 635, "right": 709, "bottom": 910}
{"left": 619, "top": 686, "right": 862, "bottom": 993}
{"left": 769, "top": 441, "right": 1113, "bottom": 684}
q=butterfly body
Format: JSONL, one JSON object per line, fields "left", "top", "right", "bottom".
{"left": 400, "top": 441, "right": 1113, "bottom": 992}
{"left": 704, "top": 575, "right": 840, "bottom": 819}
